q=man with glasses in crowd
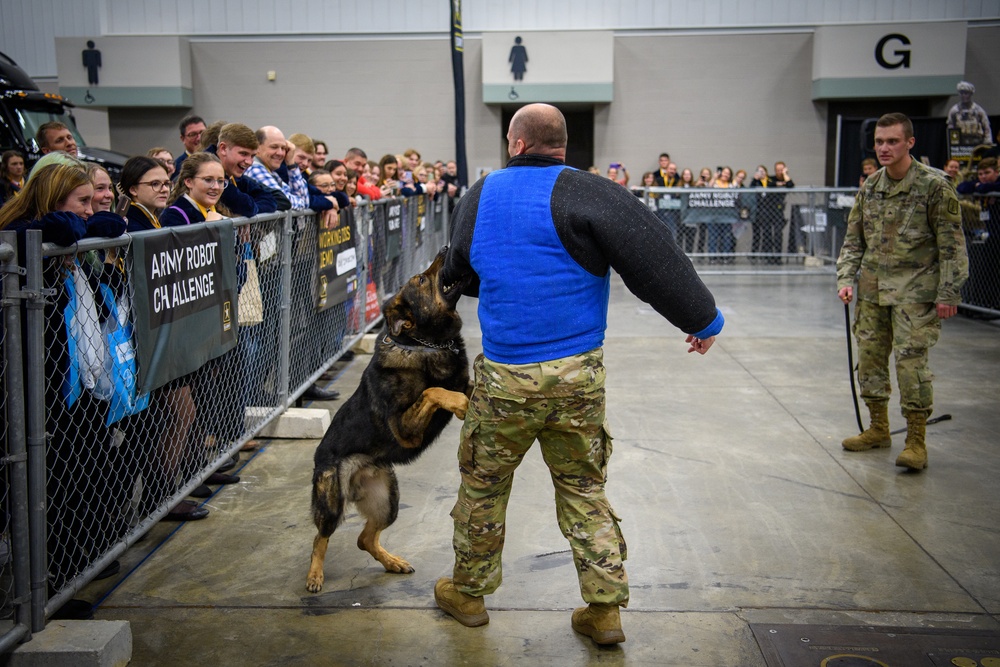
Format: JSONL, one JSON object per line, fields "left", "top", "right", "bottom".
{"left": 174, "top": 115, "right": 207, "bottom": 176}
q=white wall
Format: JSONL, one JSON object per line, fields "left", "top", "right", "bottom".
{"left": 598, "top": 32, "right": 826, "bottom": 184}
{"left": 109, "top": 37, "right": 463, "bottom": 164}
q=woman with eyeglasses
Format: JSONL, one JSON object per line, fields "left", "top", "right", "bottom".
{"left": 119, "top": 156, "right": 170, "bottom": 232}
{"left": 118, "top": 156, "right": 214, "bottom": 521}
{"left": 161, "top": 153, "right": 228, "bottom": 226}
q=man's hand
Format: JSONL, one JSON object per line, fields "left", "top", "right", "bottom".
{"left": 936, "top": 303, "right": 958, "bottom": 319}
{"left": 838, "top": 286, "right": 853, "bottom": 304}
{"left": 686, "top": 335, "right": 715, "bottom": 355}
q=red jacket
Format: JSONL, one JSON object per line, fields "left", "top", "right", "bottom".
{"left": 357, "top": 176, "right": 381, "bottom": 200}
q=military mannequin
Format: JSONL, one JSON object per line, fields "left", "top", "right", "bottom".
{"left": 947, "top": 81, "right": 994, "bottom": 147}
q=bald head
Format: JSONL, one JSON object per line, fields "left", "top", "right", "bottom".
{"left": 256, "top": 125, "right": 288, "bottom": 171}
{"left": 506, "top": 104, "right": 567, "bottom": 160}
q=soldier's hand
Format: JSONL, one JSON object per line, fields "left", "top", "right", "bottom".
{"left": 838, "top": 286, "right": 853, "bottom": 304}
{"left": 686, "top": 335, "right": 715, "bottom": 355}
{"left": 936, "top": 303, "right": 958, "bottom": 319}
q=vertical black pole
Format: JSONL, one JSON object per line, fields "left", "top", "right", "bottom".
{"left": 450, "top": 0, "right": 469, "bottom": 189}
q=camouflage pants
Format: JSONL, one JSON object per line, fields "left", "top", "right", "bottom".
{"left": 450, "top": 349, "right": 629, "bottom": 606}
{"left": 854, "top": 300, "right": 940, "bottom": 415}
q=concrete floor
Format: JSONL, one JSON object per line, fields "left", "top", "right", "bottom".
{"left": 77, "top": 272, "right": 1000, "bottom": 666}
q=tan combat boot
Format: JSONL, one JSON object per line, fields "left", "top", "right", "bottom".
{"left": 895, "top": 412, "right": 928, "bottom": 470}
{"left": 571, "top": 603, "right": 626, "bottom": 645}
{"left": 842, "top": 401, "right": 892, "bottom": 451}
{"left": 434, "top": 577, "right": 489, "bottom": 627}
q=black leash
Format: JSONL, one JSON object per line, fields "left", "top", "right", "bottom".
{"left": 890, "top": 414, "right": 952, "bottom": 435}
{"left": 844, "top": 303, "right": 953, "bottom": 436}
{"left": 844, "top": 302, "right": 864, "bottom": 434}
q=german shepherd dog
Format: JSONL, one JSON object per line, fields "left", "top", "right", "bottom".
{"left": 306, "top": 249, "right": 470, "bottom": 593}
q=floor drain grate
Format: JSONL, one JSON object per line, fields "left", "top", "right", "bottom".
{"left": 750, "top": 623, "right": 1000, "bottom": 666}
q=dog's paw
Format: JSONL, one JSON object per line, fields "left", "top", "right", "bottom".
{"left": 383, "top": 557, "right": 415, "bottom": 575}
{"left": 375, "top": 551, "right": 415, "bottom": 574}
{"left": 452, "top": 395, "right": 469, "bottom": 420}
{"left": 306, "top": 573, "right": 324, "bottom": 593}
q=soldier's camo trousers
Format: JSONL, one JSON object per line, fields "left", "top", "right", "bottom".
{"left": 450, "top": 349, "right": 629, "bottom": 606}
{"left": 854, "top": 300, "right": 940, "bottom": 415}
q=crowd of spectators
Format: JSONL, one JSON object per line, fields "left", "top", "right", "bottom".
{"left": 0, "top": 114, "right": 464, "bottom": 619}
{"left": 607, "top": 152, "right": 795, "bottom": 261}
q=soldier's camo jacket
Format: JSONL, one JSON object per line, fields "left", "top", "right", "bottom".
{"left": 837, "top": 158, "right": 969, "bottom": 305}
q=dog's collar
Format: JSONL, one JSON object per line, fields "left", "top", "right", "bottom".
{"left": 382, "top": 333, "right": 460, "bottom": 354}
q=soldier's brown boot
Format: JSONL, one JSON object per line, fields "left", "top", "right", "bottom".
{"left": 895, "top": 411, "right": 928, "bottom": 470}
{"left": 842, "top": 401, "right": 892, "bottom": 451}
{"left": 434, "top": 577, "right": 489, "bottom": 627}
{"left": 571, "top": 603, "right": 626, "bottom": 645}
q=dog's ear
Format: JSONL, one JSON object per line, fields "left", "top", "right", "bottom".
{"left": 390, "top": 315, "right": 413, "bottom": 336}
{"left": 386, "top": 301, "right": 413, "bottom": 336}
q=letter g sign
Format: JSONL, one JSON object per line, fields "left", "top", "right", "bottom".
{"left": 875, "top": 33, "right": 911, "bottom": 69}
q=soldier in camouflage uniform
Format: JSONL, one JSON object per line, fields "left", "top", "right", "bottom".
{"left": 837, "top": 112, "right": 969, "bottom": 471}
{"left": 436, "top": 103, "right": 724, "bottom": 645}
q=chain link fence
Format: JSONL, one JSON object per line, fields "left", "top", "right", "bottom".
{"left": 635, "top": 186, "right": 1000, "bottom": 317}
{"left": 634, "top": 187, "right": 861, "bottom": 269}
{"left": 0, "top": 239, "right": 33, "bottom": 650}
{"left": 958, "top": 192, "right": 1000, "bottom": 319}
{"left": 0, "top": 193, "right": 449, "bottom": 644}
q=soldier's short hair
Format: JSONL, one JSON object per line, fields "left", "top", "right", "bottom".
{"left": 877, "top": 113, "right": 914, "bottom": 139}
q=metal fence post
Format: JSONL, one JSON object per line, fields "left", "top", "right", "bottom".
{"left": 22, "top": 230, "right": 47, "bottom": 631}
{"left": 278, "top": 211, "right": 293, "bottom": 408}
{"left": 0, "top": 232, "right": 32, "bottom": 649}
{"left": 358, "top": 205, "right": 370, "bottom": 334}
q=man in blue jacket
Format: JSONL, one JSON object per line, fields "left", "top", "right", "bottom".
{"left": 434, "top": 103, "right": 724, "bottom": 645}
{"left": 208, "top": 123, "right": 278, "bottom": 218}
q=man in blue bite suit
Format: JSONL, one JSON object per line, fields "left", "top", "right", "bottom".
{"left": 434, "top": 103, "right": 724, "bottom": 645}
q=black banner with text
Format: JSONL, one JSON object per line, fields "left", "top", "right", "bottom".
{"left": 385, "top": 200, "right": 403, "bottom": 261}
{"left": 130, "top": 222, "right": 238, "bottom": 392}
{"left": 316, "top": 208, "right": 359, "bottom": 311}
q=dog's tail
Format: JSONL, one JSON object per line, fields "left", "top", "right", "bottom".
{"left": 311, "top": 466, "right": 346, "bottom": 537}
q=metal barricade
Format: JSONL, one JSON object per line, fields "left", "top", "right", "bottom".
{"left": 0, "top": 193, "right": 449, "bottom": 644}
{"left": 633, "top": 186, "right": 860, "bottom": 270}
{"left": 957, "top": 192, "right": 1000, "bottom": 320}
{"left": 0, "top": 232, "right": 33, "bottom": 650}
